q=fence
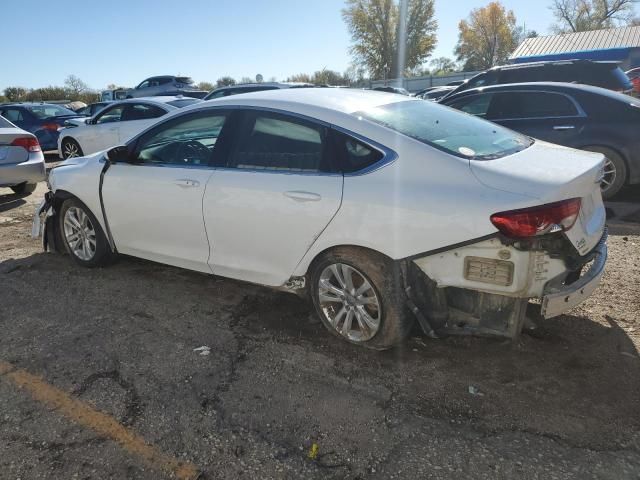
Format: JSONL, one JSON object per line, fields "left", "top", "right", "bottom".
{"left": 370, "top": 71, "right": 480, "bottom": 92}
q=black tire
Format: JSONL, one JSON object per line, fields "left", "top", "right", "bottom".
{"left": 309, "top": 247, "right": 413, "bottom": 350}
{"left": 582, "top": 146, "right": 627, "bottom": 200}
{"left": 61, "top": 138, "right": 83, "bottom": 159}
{"left": 10, "top": 182, "right": 37, "bottom": 195}
{"left": 58, "top": 198, "right": 115, "bottom": 268}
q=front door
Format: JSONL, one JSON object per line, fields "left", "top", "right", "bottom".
{"left": 102, "top": 110, "right": 229, "bottom": 273}
{"left": 204, "top": 110, "right": 343, "bottom": 286}
{"left": 86, "top": 104, "right": 127, "bottom": 153}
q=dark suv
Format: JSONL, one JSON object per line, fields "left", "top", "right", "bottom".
{"left": 441, "top": 60, "right": 633, "bottom": 100}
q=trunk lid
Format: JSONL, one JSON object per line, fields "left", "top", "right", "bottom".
{"left": 471, "top": 140, "right": 606, "bottom": 255}
{"left": 0, "top": 127, "right": 30, "bottom": 165}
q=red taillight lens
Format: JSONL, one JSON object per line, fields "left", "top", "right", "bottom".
{"left": 42, "top": 122, "right": 59, "bottom": 131}
{"left": 11, "top": 136, "right": 42, "bottom": 152}
{"left": 490, "top": 198, "right": 581, "bottom": 238}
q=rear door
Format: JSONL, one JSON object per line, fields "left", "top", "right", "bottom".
{"left": 203, "top": 109, "right": 343, "bottom": 286}
{"left": 486, "top": 91, "right": 587, "bottom": 146}
{"left": 118, "top": 102, "right": 168, "bottom": 143}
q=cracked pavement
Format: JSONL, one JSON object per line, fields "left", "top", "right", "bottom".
{"left": 0, "top": 183, "right": 639, "bottom": 479}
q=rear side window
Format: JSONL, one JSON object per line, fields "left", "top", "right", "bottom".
{"left": 333, "top": 130, "right": 384, "bottom": 173}
{"left": 356, "top": 100, "right": 532, "bottom": 160}
{"left": 1, "top": 108, "right": 25, "bottom": 122}
{"left": 488, "top": 92, "right": 579, "bottom": 119}
{"left": 229, "top": 112, "right": 331, "bottom": 172}
{"left": 446, "top": 94, "right": 493, "bottom": 117}
{"left": 122, "top": 104, "right": 166, "bottom": 121}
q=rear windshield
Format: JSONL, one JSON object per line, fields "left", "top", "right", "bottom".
{"left": 176, "top": 77, "right": 194, "bottom": 85}
{"left": 166, "top": 98, "right": 202, "bottom": 108}
{"left": 26, "top": 105, "right": 76, "bottom": 119}
{"left": 355, "top": 100, "right": 532, "bottom": 160}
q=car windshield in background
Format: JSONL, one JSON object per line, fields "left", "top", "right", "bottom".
{"left": 356, "top": 100, "right": 533, "bottom": 160}
{"left": 166, "top": 98, "right": 202, "bottom": 108}
{"left": 27, "top": 105, "right": 77, "bottom": 118}
{"left": 176, "top": 77, "right": 194, "bottom": 85}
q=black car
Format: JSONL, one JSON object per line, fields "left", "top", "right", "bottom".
{"left": 441, "top": 60, "right": 633, "bottom": 101}
{"left": 204, "top": 82, "right": 315, "bottom": 100}
{"left": 441, "top": 82, "right": 640, "bottom": 198}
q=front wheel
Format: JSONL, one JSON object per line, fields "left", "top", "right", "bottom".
{"left": 59, "top": 198, "right": 114, "bottom": 267}
{"left": 310, "top": 247, "right": 413, "bottom": 350}
{"left": 61, "top": 138, "right": 83, "bottom": 159}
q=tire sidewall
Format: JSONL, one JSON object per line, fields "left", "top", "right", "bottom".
{"left": 58, "top": 198, "right": 112, "bottom": 267}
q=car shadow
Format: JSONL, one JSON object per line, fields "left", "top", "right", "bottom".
{"left": 0, "top": 191, "right": 27, "bottom": 213}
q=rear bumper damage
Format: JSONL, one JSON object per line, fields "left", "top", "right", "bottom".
{"left": 403, "top": 230, "right": 608, "bottom": 339}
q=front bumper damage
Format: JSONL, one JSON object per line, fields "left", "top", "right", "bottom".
{"left": 31, "top": 191, "right": 61, "bottom": 253}
{"left": 403, "top": 230, "right": 608, "bottom": 339}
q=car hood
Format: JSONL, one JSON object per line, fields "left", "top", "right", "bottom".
{"left": 469, "top": 140, "right": 604, "bottom": 202}
{"left": 55, "top": 150, "right": 105, "bottom": 168}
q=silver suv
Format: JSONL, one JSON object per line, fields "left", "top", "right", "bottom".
{"left": 126, "top": 76, "right": 205, "bottom": 98}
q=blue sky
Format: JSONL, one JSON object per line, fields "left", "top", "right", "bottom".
{"left": 3, "top": 0, "right": 556, "bottom": 91}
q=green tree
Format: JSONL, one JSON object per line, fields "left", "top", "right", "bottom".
{"left": 0, "top": 95, "right": 7, "bottom": 103}
{"left": 343, "top": 0, "right": 437, "bottom": 79}
{"left": 550, "top": 0, "right": 637, "bottom": 32}
{"left": 239, "top": 77, "right": 254, "bottom": 84}
{"left": 430, "top": 57, "right": 457, "bottom": 75}
{"left": 197, "top": 81, "right": 215, "bottom": 91}
{"left": 4, "top": 87, "right": 28, "bottom": 102}
{"left": 287, "top": 73, "right": 313, "bottom": 83}
{"left": 455, "top": 2, "right": 519, "bottom": 71}
{"left": 216, "top": 76, "right": 236, "bottom": 87}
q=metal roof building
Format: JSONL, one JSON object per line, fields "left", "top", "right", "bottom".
{"left": 510, "top": 26, "right": 640, "bottom": 69}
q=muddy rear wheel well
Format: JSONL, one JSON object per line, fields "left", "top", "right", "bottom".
{"left": 305, "top": 245, "right": 393, "bottom": 278}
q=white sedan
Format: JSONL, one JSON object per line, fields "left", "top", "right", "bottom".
{"left": 35, "top": 89, "right": 607, "bottom": 349}
{"left": 57, "top": 96, "right": 201, "bottom": 159}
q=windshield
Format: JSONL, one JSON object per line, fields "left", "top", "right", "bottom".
{"left": 356, "top": 100, "right": 533, "bottom": 160}
{"left": 26, "top": 105, "right": 76, "bottom": 119}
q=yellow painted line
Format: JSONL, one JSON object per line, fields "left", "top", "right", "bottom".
{"left": 0, "top": 361, "right": 200, "bottom": 480}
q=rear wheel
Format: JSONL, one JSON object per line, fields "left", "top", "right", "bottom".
{"left": 59, "top": 198, "right": 114, "bottom": 267}
{"left": 10, "top": 182, "right": 37, "bottom": 195}
{"left": 62, "top": 138, "right": 83, "bottom": 159}
{"left": 310, "top": 247, "right": 413, "bottom": 350}
{"left": 583, "top": 146, "right": 627, "bottom": 199}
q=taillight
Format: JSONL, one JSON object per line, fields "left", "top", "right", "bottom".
{"left": 490, "top": 198, "right": 581, "bottom": 238}
{"left": 42, "top": 122, "right": 60, "bottom": 131}
{"left": 11, "top": 137, "right": 42, "bottom": 152}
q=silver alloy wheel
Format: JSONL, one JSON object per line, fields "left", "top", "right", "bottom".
{"left": 318, "top": 263, "right": 381, "bottom": 342}
{"left": 63, "top": 140, "right": 80, "bottom": 158}
{"left": 600, "top": 158, "right": 617, "bottom": 194}
{"left": 63, "top": 207, "right": 97, "bottom": 261}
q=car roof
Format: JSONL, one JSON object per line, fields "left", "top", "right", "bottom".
{"left": 488, "top": 59, "right": 619, "bottom": 72}
{"left": 213, "top": 82, "right": 315, "bottom": 91}
{"left": 109, "top": 96, "right": 190, "bottom": 109}
{"left": 442, "top": 81, "right": 640, "bottom": 105}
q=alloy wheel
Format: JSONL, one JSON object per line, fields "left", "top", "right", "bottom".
{"left": 600, "top": 158, "right": 617, "bottom": 195}
{"left": 63, "top": 141, "right": 80, "bottom": 158}
{"left": 318, "top": 263, "right": 381, "bottom": 342}
{"left": 63, "top": 207, "right": 97, "bottom": 261}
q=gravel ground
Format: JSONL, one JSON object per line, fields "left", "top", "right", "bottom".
{"left": 0, "top": 183, "right": 639, "bottom": 479}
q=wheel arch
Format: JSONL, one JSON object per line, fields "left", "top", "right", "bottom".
{"left": 300, "top": 243, "right": 394, "bottom": 279}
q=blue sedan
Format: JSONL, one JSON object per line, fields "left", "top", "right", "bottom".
{"left": 0, "top": 103, "right": 82, "bottom": 151}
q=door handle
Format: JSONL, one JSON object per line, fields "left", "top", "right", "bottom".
{"left": 553, "top": 125, "right": 575, "bottom": 131}
{"left": 174, "top": 179, "right": 200, "bottom": 188}
{"left": 283, "top": 191, "right": 321, "bottom": 202}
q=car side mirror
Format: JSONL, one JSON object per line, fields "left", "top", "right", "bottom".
{"left": 106, "top": 145, "right": 131, "bottom": 164}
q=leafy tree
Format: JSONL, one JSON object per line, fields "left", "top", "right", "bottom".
{"left": 239, "top": 77, "right": 254, "bottom": 84}
{"left": 343, "top": 0, "right": 437, "bottom": 79}
{"left": 0, "top": 95, "right": 6, "bottom": 103}
{"left": 455, "top": 2, "right": 519, "bottom": 71}
{"left": 287, "top": 73, "right": 313, "bottom": 83}
{"left": 3, "top": 87, "right": 28, "bottom": 102}
{"left": 550, "top": 0, "right": 637, "bottom": 32}
{"left": 197, "top": 81, "right": 215, "bottom": 91}
{"left": 216, "top": 76, "right": 236, "bottom": 87}
{"left": 430, "top": 57, "right": 457, "bottom": 75}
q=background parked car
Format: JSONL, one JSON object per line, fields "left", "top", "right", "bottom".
{"left": 625, "top": 66, "right": 640, "bottom": 95}
{"left": 126, "top": 75, "right": 207, "bottom": 99}
{"left": 203, "top": 82, "right": 315, "bottom": 100}
{"left": 0, "top": 115, "right": 45, "bottom": 195}
{"left": 418, "top": 85, "right": 457, "bottom": 101}
{"left": 441, "top": 81, "right": 640, "bottom": 198}
{"left": 0, "top": 103, "right": 83, "bottom": 152}
{"left": 58, "top": 96, "right": 201, "bottom": 158}
{"left": 76, "top": 102, "right": 112, "bottom": 117}
{"left": 441, "top": 60, "right": 634, "bottom": 101}
{"left": 372, "top": 86, "right": 410, "bottom": 95}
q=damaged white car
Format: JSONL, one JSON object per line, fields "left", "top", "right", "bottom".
{"left": 33, "top": 89, "right": 607, "bottom": 349}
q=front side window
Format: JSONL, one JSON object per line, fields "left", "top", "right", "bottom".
{"left": 121, "top": 103, "right": 166, "bottom": 121}
{"left": 136, "top": 112, "right": 227, "bottom": 166}
{"left": 95, "top": 105, "right": 125, "bottom": 124}
{"left": 489, "top": 92, "right": 579, "bottom": 120}
{"left": 229, "top": 112, "right": 330, "bottom": 172}
{"left": 447, "top": 94, "right": 493, "bottom": 117}
{"left": 356, "top": 100, "right": 532, "bottom": 160}
{"left": 137, "top": 80, "right": 150, "bottom": 89}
